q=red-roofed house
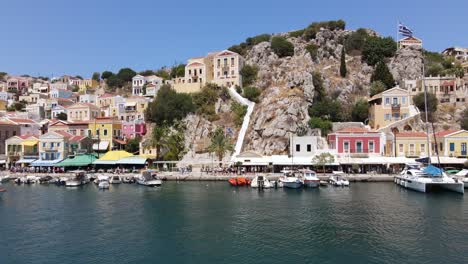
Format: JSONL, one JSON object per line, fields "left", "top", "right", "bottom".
{"left": 4, "top": 117, "right": 41, "bottom": 137}
{"left": 433, "top": 129, "right": 468, "bottom": 158}
{"left": 328, "top": 127, "right": 385, "bottom": 157}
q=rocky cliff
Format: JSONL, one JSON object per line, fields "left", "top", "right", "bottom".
{"left": 181, "top": 27, "right": 427, "bottom": 158}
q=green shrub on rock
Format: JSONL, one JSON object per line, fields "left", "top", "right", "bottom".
{"left": 271, "top": 36, "right": 294, "bottom": 58}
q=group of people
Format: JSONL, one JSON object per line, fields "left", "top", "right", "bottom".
{"left": 9, "top": 166, "right": 65, "bottom": 173}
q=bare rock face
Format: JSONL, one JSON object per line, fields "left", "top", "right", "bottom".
{"left": 243, "top": 87, "right": 310, "bottom": 155}
{"left": 389, "top": 46, "right": 423, "bottom": 84}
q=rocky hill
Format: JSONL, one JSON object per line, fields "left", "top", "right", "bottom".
{"left": 180, "top": 22, "right": 436, "bottom": 159}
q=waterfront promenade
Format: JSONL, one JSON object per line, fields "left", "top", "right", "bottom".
{"left": 0, "top": 171, "right": 395, "bottom": 182}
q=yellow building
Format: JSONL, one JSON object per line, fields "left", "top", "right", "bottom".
{"left": 368, "top": 87, "right": 414, "bottom": 130}
{"left": 78, "top": 79, "right": 99, "bottom": 92}
{"left": 395, "top": 132, "right": 428, "bottom": 158}
{"left": 88, "top": 117, "right": 123, "bottom": 151}
{"left": 434, "top": 130, "right": 468, "bottom": 158}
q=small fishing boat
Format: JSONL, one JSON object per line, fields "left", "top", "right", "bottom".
{"left": 137, "top": 170, "right": 162, "bottom": 187}
{"left": 319, "top": 180, "right": 329, "bottom": 187}
{"left": 250, "top": 175, "right": 272, "bottom": 188}
{"left": 97, "top": 175, "right": 110, "bottom": 189}
{"left": 39, "top": 176, "right": 53, "bottom": 184}
{"left": 228, "top": 177, "right": 250, "bottom": 186}
{"left": 329, "top": 171, "right": 349, "bottom": 187}
{"left": 109, "top": 175, "right": 122, "bottom": 184}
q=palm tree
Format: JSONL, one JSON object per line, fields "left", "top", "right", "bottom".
{"left": 146, "top": 125, "right": 168, "bottom": 160}
{"left": 208, "top": 128, "right": 234, "bottom": 166}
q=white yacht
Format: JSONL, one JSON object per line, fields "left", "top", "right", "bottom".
{"left": 329, "top": 171, "right": 349, "bottom": 187}
{"left": 251, "top": 175, "right": 272, "bottom": 188}
{"left": 109, "top": 175, "right": 122, "bottom": 184}
{"left": 300, "top": 169, "right": 320, "bottom": 188}
{"left": 97, "top": 175, "right": 110, "bottom": 189}
{"left": 137, "top": 171, "right": 162, "bottom": 187}
{"left": 395, "top": 163, "right": 464, "bottom": 194}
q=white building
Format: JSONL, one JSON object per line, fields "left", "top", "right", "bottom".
{"left": 79, "top": 94, "right": 96, "bottom": 104}
{"left": 132, "top": 75, "right": 164, "bottom": 96}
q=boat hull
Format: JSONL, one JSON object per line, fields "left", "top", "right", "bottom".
{"left": 304, "top": 180, "right": 319, "bottom": 188}
{"left": 395, "top": 176, "right": 464, "bottom": 194}
{"left": 283, "top": 182, "right": 303, "bottom": 189}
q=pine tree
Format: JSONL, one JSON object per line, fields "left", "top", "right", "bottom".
{"left": 370, "top": 61, "right": 395, "bottom": 89}
{"left": 340, "top": 47, "right": 347, "bottom": 77}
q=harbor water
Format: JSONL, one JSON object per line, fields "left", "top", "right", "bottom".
{"left": 1, "top": 182, "right": 468, "bottom": 264}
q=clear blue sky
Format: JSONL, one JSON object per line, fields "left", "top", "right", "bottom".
{"left": 1, "top": 0, "right": 466, "bottom": 77}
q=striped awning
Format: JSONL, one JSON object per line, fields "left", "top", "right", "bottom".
{"left": 30, "top": 159, "right": 63, "bottom": 167}
{"left": 16, "top": 158, "right": 37, "bottom": 164}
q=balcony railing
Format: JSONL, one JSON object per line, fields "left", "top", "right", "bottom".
{"left": 391, "top": 104, "right": 401, "bottom": 112}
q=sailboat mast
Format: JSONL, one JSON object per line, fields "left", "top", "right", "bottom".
{"left": 422, "top": 52, "right": 431, "bottom": 164}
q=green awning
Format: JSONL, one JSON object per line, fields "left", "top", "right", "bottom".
{"left": 56, "top": 154, "right": 97, "bottom": 167}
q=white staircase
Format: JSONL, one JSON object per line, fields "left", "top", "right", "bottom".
{"left": 227, "top": 86, "right": 255, "bottom": 162}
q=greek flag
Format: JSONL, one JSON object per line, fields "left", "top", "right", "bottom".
{"left": 398, "top": 22, "right": 413, "bottom": 37}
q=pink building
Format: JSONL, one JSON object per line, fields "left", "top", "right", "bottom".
{"left": 7, "top": 77, "right": 29, "bottom": 94}
{"left": 328, "top": 127, "right": 384, "bottom": 156}
{"left": 122, "top": 120, "right": 147, "bottom": 139}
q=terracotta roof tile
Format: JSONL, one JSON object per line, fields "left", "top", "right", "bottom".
{"left": 396, "top": 132, "right": 427, "bottom": 138}
{"left": 434, "top": 129, "right": 459, "bottom": 137}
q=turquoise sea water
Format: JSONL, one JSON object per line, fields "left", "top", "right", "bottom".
{"left": 1, "top": 182, "right": 467, "bottom": 264}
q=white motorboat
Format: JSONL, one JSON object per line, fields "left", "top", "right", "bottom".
{"left": 395, "top": 163, "right": 464, "bottom": 194}
{"left": 455, "top": 169, "right": 468, "bottom": 188}
{"left": 137, "top": 171, "right": 162, "bottom": 187}
{"left": 329, "top": 171, "right": 349, "bottom": 187}
{"left": 65, "top": 171, "right": 86, "bottom": 187}
{"left": 97, "top": 175, "right": 110, "bottom": 189}
{"left": 300, "top": 169, "right": 320, "bottom": 188}
{"left": 0, "top": 175, "right": 12, "bottom": 183}
{"left": 251, "top": 175, "right": 272, "bottom": 188}
{"left": 109, "top": 175, "right": 122, "bottom": 184}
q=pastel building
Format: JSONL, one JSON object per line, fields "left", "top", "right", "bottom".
{"left": 368, "top": 87, "right": 416, "bottom": 130}
{"left": 172, "top": 50, "right": 244, "bottom": 93}
{"left": 79, "top": 94, "right": 96, "bottom": 104}
{"left": 433, "top": 129, "right": 468, "bottom": 158}
{"left": 5, "top": 135, "right": 39, "bottom": 168}
{"left": 88, "top": 117, "right": 123, "bottom": 151}
{"left": 328, "top": 127, "right": 384, "bottom": 157}
{"left": 66, "top": 103, "right": 100, "bottom": 122}
{"left": 122, "top": 120, "right": 147, "bottom": 139}
{"left": 132, "top": 75, "right": 164, "bottom": 96}
{"left": 50, "top": 88, "right": 73, "bottom": 99}
{"left": 395, "top": 132, "right": 428, "bottom": 158}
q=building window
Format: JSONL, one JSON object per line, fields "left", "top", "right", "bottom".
{"left": 356, "top": 141, "right": 363, "bottom": 153}
{"left": 369, "top": 141, "right": 374, "bottom": 153}
{"left": 57, "top": 143, "right": 60, "bottom": 147}
{"left": 224, "top": 58, "right": 227, "bottom": 65}
{"left": 393, "top": 97, "right": 398, "bottom": 105}
{"left": 420, "top": 144, "right": 425, "bottom": 153}
{"left": 449, "top": 143, "right": 455, "bottom": 151}
{"left": 217, "top": 59, "right": 220, "bottom": 67}
{"left": 199, "top": 69, "right": 202, "bottom": 74}
{"left": 231, "top": 57, "right": 235, "bottom": 66}
{"left": 439, "top": 142, "right": 443, "bottom": 151}
{"left": 399, "top": 144, "right": 404, "bottom": 153}
{"left": 402, "top": 97, "right": 406, "bottom": 105}
{"left": 343, "top": 141, "right": 350, "bottom": 153}
{"left": 384, "top": 114, "right": 391, "bottom": 121}
{"left": 307, "top": 144, "right": 311, "bottom": 152}
{"left": 409, "top": 144, "right": 415, "bottom": 154}
{"left": 296, "top": 144, "right": 300, "bottom": 152}
{"left": 188, "top": 69, "right": 191, "bottom": 75}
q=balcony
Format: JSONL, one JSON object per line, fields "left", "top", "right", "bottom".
{"left": 391, "top": 104, "right": 401, "bottom": 112}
